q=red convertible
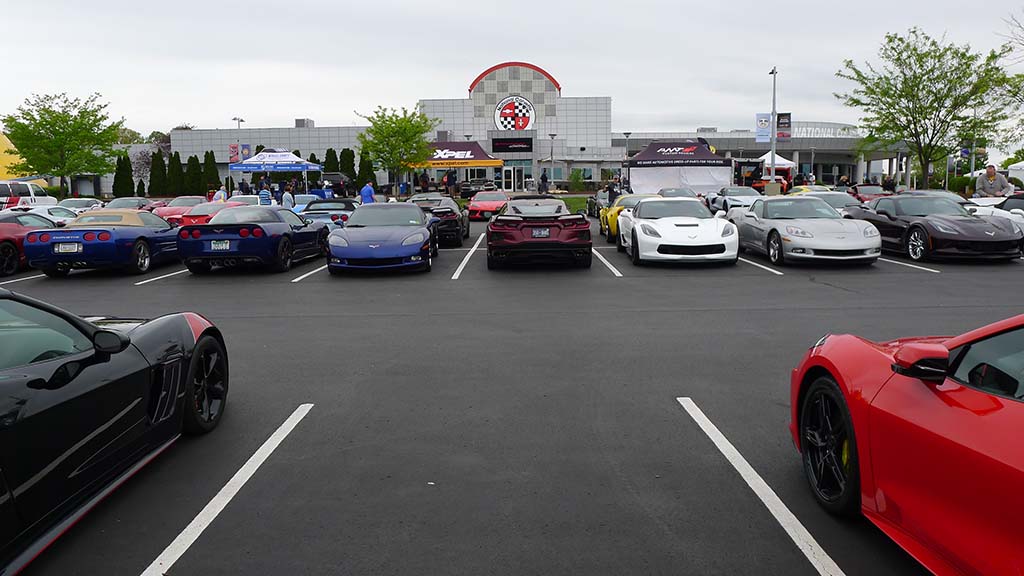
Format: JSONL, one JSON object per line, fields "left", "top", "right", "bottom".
{"left": 790, "top": 316, "right": 1024, "bottom": 575}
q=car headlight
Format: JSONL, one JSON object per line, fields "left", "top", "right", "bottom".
{"left": 863, "top": 225, "right": 879, "bottom": 238}
{"left": 402, "top": 232, "right": 426, "bottom": 246}
{"left": 785, "top": 225, "right": 813, "bottom": 238}
{"left": 640, "top": 223, "right": 661, "bottom": 237}
{"left": 721, "top": 223, "right": 735, "bottom": 237}
{"left": 328, "top": 235, "right": 348, "bottom": 247}
{"left": 932, "top": 221, "right": 957, "bottom": 234}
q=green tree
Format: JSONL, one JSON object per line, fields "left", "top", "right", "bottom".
{"left": 184, "top": 155, "right": 203, "bottom": 195}
{"left": 292, "top": 149, "right": 301, "bottom": 158}
{"left": 323, "top": 148, "right": 339, "bottom": 173}
{"left": 339, "top": 148, "right": 356, "bottom": 182}
{"left": 568, "top": 168, "right": 585, "bottom": 192}
{"left": 836, "top": 28, "right": 1014, "bottom": 181}
{"left": 1001, "top": 148, "right": 1024, "bottom": 169}
{"left": 117, "top": 127, "right": 145, "bottom": 144}
{"left": 148, "top": 150, "right": 167, "bottom": 197}
{"left": 135, "top": 179, "right": 146, "bottom": 197}
{"left": 356, "top": 106, "right": 439, "bottom": 188}
{"left": 1, "top": 93, "right": 123, "bottom": 195}
{"left": 167, "top": 152, "right": 184, "bottom": 195}
{"left": 255, "top": 145, "right": 265, "bottom": 155}
{"left": 202, "top": 151, "right": 220, "bottom": 190}
{"left": 355, "top": 152, "right": 376, "bottom": 187}
{"left": 147, "top": 131, "right": 170, "bottom": 146}
{"left": 112, "top": 155, "right": 135, "bottom": 197}
{"left": 307, "top": 152, "right": 320, "bottom": 165}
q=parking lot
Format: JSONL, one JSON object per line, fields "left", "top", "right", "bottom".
{"left": 12, "top": 216, "right": 1022, "bottom": 576}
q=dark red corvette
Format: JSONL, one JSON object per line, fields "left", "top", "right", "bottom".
{"left": 790, "top": 316, "right": 1024, "bottom": 576}
{"left": 0, "top": 220, "right": 61, "bottom": 277}
{"left": 486, "top": 195, "right": 591, "bottom": 269}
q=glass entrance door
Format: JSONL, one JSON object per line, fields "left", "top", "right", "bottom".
{"left": 502, "top": 168, "right": 515, "bottom": 192}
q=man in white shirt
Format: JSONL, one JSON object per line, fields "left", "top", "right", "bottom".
{"left": 282, "top": 186, "right": 295, "bottom": 209}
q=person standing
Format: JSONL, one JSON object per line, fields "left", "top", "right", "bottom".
{"left": 258, "top": 184, "right": 272, "bottom": 206}
{"left": 607, "top": 176, "right": 622, "bottom": 205}
{"left": 239, "top": 178, "right": 251, "bottom": 195}
{"left": 282, "top": 186, "right": 295, "bottom": 209}
{"left": 360, "top": 181, "right": 376, "bottom": 204}
{"left": 446, "top": 169, "right": 458, "bottom": 198}
{"left": 212, "top": 185, "right": 228, "bottom": 202}
{"left": 975, "top": 163, "right": 1014, "bottom": 197}
{"left": 540, "top": 169, "right": 549, "bottom": 193}
{"left": 419, "top": 171, "right": 429, "bottom": 194}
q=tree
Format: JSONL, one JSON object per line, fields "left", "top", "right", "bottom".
{"left": 1001, "top": 148, "right": 1024, "bottom": 168}
{"left": 836, "top": 28, "right": 1014, "bottom": 182}
{"left": 569, "top": 168, "right": 585, "bottom": 192}
{"left": 339, "top": 148, "right": 356, "bottom": 181}
{"left": 292, "top": 149, "right": 301, "bottom": 158}
{"left": 167, "top": 151, "right": 184, "bottom": 195}
{"left": 255, "top": 145, "right": 265, "bottom": 155}
{"left": 323, "top": 148, "right": 339, "bottom": 173}
{"left": 117, "top": 127, "right": 145, "bottom": 144}
{"left": 355, "top": 152, "right": 376, "bottom": 187}
{"left": 129, "top": 147, "right": 151, "bottom": 184}
{"left": 1, "top": 93, "right": 123, "bottom": 194}
{"left": 147, "top": 131, "right": 170, "bottom": 146}
{"left": 135, "top": 179, "right": 146, "bottom": 197}
{"left": 202, "top": 151, "right": 220, "bottom": 190}
{"left": 184, "top": 155, "right": 203, "bottom": 195}
{"left": 356, "top": 106, "right": 439, "bottom": 187}
{"left": 307, "top": 152, "right": 320, "bottom": 165}
{"left": 112, "top": 155, "right": 135, "bottom": 197}
{"left": 149, "top": 150, "right": 167, "bottom": 197}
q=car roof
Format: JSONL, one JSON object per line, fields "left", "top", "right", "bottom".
{"left": 637, "top": 197, "right": 701, "bottom": 203}
{"left": 766, "top": 195, "right": 821, "bottom": 201}
{"left": 69, "top": 209, "right": 146, "bottom": 226}
{"left": 507, "top": 198, "right": 564, "bottom": 205}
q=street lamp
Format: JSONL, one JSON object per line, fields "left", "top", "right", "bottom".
{"left": 768, "top": 67, "right": 778, "bottom": 181}
{"left": 464, "top": 134, "right": 472, "bottom": 141}
{"left": 232, "top": 117, "right": 245, "bottom": 130}
{"left": 810, "top": 146, "right": 816, "bottom": 182}
{"left": 548, "top": 133, "right": 557, "bottom": 191}
{"left": 623, "top": 132, "right": 632, "bottom": 187}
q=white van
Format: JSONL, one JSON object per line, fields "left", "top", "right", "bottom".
{"left": 0, "top": 181, "right": 58, "bottom": 210}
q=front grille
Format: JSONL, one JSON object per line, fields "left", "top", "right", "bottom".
{"left": 657, "top": 244, "right": 726, "bottom": 255}
{"left": 953, "top": 240, "right": 1020, "bottom": 253}
{"left": 813, "top": 249, "right": 868, "bottom": 257}
{"left": 344, "top": 258, "right": 405, "bottom": 266}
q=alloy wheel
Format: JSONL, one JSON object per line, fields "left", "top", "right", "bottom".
{"left": 801, "top": 391, "right": 850, "bottom": 503}
{"left": 907, "top": 230, "right": 926, "bottom": 260}
{"left": 0, "top": 244, "right": 18, "bottom": 276}
{"left": 193, "top": 347, "right": 227, "bottom": 424}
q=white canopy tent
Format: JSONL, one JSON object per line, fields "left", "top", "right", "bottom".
{"left": 1008, "top": 160, "right": 1024, "bottom": 183}
{"left": 626, "top": 140, "right": 733, "bottom": 196}
{"left": 756, "top": 151, "right": 796, "bottom": 168}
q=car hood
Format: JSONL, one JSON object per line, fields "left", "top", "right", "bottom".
{"left": 922, "top": 214, "right": 1020, "bottom": 238}
{"left": 645, "top": 217, "right": 726, "bottom": 237}
{"left": 337, "top": 226, "right": 426, "bottom": 244}
{"left": 469, "top": 200, "right": 507, "bottom": 210}
{"left": 85, "top": 317, "right": 149, "bottom": 333}
{"left": 774, "top": 218, "right": 868, "bottom": 236}
{"left": 153, "top": 207, "right": 191, "bottom": 217}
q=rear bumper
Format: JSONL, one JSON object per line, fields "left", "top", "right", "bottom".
{"left": 177, "top": 239, "right": 278, "bottom": 264}
{"left": 436, "top": 222, "right": 462, "bottom": 239}
{"left": 488, "top": 241, "right": 592, "bottom": 260}
{"left": 26, "top": 243, "right": 129, "bottom": 270}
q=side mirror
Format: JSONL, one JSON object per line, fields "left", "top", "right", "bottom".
{"left": 93, "top": 329, "right": 131, "bottom": 354}
{"left": 966, "top": 206, "right": 978, "bottom": 214}
{"left": 714, "top": 210, "right": 727, "bottom": 219}
{"left": 577, "top": 209, "right": 588, "bottom": 217}
{"left": 892, "top": 342, "right": 949, "bottom": 382}
{"left": 56, "top": 221, "right": 66, "bottom": 228}
{"left": 168, "top": 221, "right": 179, "bottom": 228}
{"left": 876, "top": 209, "right": 894, "bottom": 219}
{"left": 304, "top": 219, "right": 314, "bottom": 226}
{"left": 429, "top": 216, "right": 441, "bottom": 226}
{"left": 746, "top": 212, "right": 759, "bottom": 221}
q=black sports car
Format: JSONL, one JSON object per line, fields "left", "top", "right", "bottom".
{"left": 0, "top": 290, "right": 228, "bottom": 574}
{"left": 586, "top": 189, "right": 610, "bottom": 217}
{"left": 408, "top": 196, "right": 471, "bottom": 246}
{"left": 847, "top": 195, "right": 1023, "bottom": 261}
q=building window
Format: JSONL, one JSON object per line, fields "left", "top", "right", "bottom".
{"left": 582, "top": 168, "right": 593, "bottom": 180}
{"left": 554, "top": 168, "right": 563, "bottom": 180}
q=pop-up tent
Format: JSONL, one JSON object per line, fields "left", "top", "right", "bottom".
{"left": 756, "top": 151, "right": 796, "bottom": 168}
{"left": 1007, "top": 160, "right": 1024, "bottom": 183}
{"left": 627, "top": 140, "right": 733, "bottom": 195}
{"left": 421, "top": 141, "right": 503, "bottom": 168}
{"left": 229, "top": 148, "right": 324, "bottom": 191}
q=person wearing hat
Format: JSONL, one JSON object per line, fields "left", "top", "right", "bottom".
{"left": 975, "top": 163, "right": 1014, "bottom": 197}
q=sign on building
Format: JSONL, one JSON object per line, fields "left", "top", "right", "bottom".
{"left": 494, "top": 96, "right": 535, "bottom": 131}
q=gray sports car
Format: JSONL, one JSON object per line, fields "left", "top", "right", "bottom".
{"left": 727, "top": 196, "right": 882, "bottom": 265}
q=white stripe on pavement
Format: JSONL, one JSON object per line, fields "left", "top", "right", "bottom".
{"left": 592, "top": 248, "right": 623, "bottom": 277}
{"left": 877, "top": 258, "right": 940, "bottom": 274}
{"left": 676, "top": 398, "right": 846, "bottom": 576}
{"left": 140, "top": 403, "right": 315, "bottom": 576}
{"left": 134, "top": 269, "right": 190, "bottom": 286}
{"left": 451, "top": 233, "right": 485, "bottom": 280}
{"left": 0, "top": 274, "right": 44, "bottom": 286}
{"left": 291, "top": 264, "right": 328, "bottom": 283}
{"left": 738, "top": 257, "right": 785, "bottom": 276}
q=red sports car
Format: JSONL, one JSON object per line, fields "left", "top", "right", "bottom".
{"left": 467, "top": 191, "right": 510, "bottom": 220}
{"left": 790, "top": 316, "right": 1024, "bottom": 575}
{"left": 848, "top": 184, "right": 893, "bottom": 203}
{"left": 486, "top": 195, "right": 591, "bottom": 269}
{"left": 178, "top": 201, "right": 245, "bottom": 226}
{"left": 0, "top": 219, "right": 61, "bottom": 276}
{"left": 153, "top": 196, "right": 207, "bottom": 222}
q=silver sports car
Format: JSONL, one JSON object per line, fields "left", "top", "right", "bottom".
{"left": 727, "top": 196, "right": 882, "bottom": 265}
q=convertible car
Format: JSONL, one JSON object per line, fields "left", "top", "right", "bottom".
{"left": 616, "top": 197, "right": 737, "bottom": 265}
{"left": 24, "top": 210, "right": 180, "bottom": 277}
{"left": 728, "top": 196, "right": 881, "bottom": 265}
{"left": 57, "top": 197, "right": 104, "bottom": 214}
{"left": 327, "top": 203, "right": 438, "bottom": 273}
{"left": 847, "top": 184, "right": 892, "bottom": 203}
{"left": 177, "top": 206, "right": 328, "bottom": 274}
{"left": 409, "top": 196, "right": 470, "bottom": 246}
{"left": 103, "top": 197, "right": 162, "bottom": 212}
{"left": 599, "top": 194, "right": 658, "bottom": 243}
{"left": 790, "top": 315, "right": 1024, "bottom": 576}
{"left": 301, "top": 198, "right": 358, "bottom": 227}
{"left": 846, "top": 195, "right": 1022, "bottom": 261}
{"left": 467, "top": 191, "right": 510, "bottom": 220}
{"left": 152, "top": 196, "right": 207, "bottom": 222}
{"left": 0, "top": 289, "right": 227, "bottom": 575}
{"left": 487, "top": 196, "right": 591, "bottom": 269}
{"left": 586, "top": 189, "right": 609, "bottom": 217}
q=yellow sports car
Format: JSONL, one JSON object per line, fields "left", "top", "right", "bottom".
{"left": 599, "top": 194, "right": 659, "bottom": 243}
{"left": 787, "top": 185, "right": 833, "bottom": 195}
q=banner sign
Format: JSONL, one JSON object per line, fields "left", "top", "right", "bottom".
{"left": 777, "top": 113, "right": 792, "bottom": 142}
{"left": 228, "top": 144, "right": 240, "bottom": 163}
{"left": 755, "top": 113, "right": 771, "bottom": 143}
{"left": 241, "top": 143, "right": 253, "bottom": 160}
{"left": 491, "top": 138, "right": 533, "bottom": 153}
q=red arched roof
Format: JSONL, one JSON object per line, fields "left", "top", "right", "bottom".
{"left": 468, "top": 62, "right": 561, "bottom": 95}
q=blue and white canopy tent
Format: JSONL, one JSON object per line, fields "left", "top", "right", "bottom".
{"left": 228, "top": 148, "right": 324, "bottom": 192}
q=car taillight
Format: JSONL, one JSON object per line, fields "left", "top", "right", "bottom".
{"left": 341, "top": 214, "right": 349, "bottom": 222}
{"left": 98, "top": 232, "right": 111, "bottom": 241}
{"left": 191, "top": 229, "right": 201, "bottom": 239}
{"left": 330, "top": 214, "right": 339, "bottom": 221}
{"left": 442, "top": 213, "right": 457, "bottom": 220}
{"left": 179, "top": 230, "right": 190, "bottom": 239}
{"left": 252, "top": 227, "right": 264, "bottom": 238}
{"left": 26, "top": 234, "right": 37, "bottom": 243}
{"left": 83, "top": 232, "right": 96, "bottom": 241}
{"left": 239, "top": 228, "right": 250, "bottom": 238}
{"left": 39, "top": 233, "right": 51, "bottom": 242}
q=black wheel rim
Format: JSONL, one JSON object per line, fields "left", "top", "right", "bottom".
{"left": 280, "top": 239, "right": 292, "bottom": 266}
{"left": 0, "top": 245, "right": 18, "bottom": 275}
{"left": 137, "top": 243, "right": 150, "bottom": 271}
{"left": 802, "top": 391, "right": 851, "bottom": 502}
{"left": 193, "top": 347, "right": 226, "bottom": 423}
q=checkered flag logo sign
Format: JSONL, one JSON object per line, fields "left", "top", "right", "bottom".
{"left": 494, "top": 96, "right": 534, "bottom": 131}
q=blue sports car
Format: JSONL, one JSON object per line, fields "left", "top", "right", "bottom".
{"left": 24, "top": 209, "right": 180, "bottom": 277}
{"left": 301, "top": 198, "right": 358, "bottom": 226}
{"left": 177, "top": 206, "right": 329, "bottom": 274}
{"left": 327, "top": 204, "right": 439, "bottom": 274}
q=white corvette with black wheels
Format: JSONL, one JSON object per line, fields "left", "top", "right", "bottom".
{"left": 617, "top": 198, "right": 739, "bottom": 265}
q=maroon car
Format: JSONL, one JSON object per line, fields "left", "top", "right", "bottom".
{"left": 848, "top": 184, "right": 893, "bottom": 203}
{"left": 0, "top": 218, "right": 60, "bottom": 276}
{"left": 486, "top": 195, "right": 592, "bottom": 269}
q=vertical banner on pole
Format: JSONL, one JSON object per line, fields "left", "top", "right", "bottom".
{"left": 755, "top": 114, "right": 771, "bottom": 144}
{"left": 241, "top": 144, "right": 253, "bottom": 160}
{"left": 776, "top": 113, "right": 792, "bottom": 142}
{"left": 228, "top": 144, "right": 240, "bottom": 163}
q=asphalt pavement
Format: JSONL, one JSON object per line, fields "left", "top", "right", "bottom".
{"left": 15, "top": 217, "right": 1022, "bottom": 575}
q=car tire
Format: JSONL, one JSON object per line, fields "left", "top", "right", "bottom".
{"left": 271, "top": 236, "right": 293, "bottom": 273}
{"left": 431, "top": 238, "right": 438, "bottom": 258}
{"left": 0, "top": 242, "right": 19, "bottom": 277}
{"left": 317, "top": 230, "right": 330, "bottom": 257}
{"left": 617, "top": 230, "right": 626, "bottom": 253}
{"left": 905, "top": 227, "right": 930, "bottom": 262}
{"left": 126, "top": 240, "right": 151, "bottom": 274}
{"left": 186, "top": 262, "right": 212, "bottom": 275}
{"left": 578, "top": 251, "right": 593, "bottom": 268}
{"left": 631, "top": 232, "right": 643, "bottom": 266}
{"left": 606, "top": 224, "right": 616, "bottom": 244}
{"left": 182, "top": 335, "right": 229, "bottom": 436}
{"left": 768, "top": 231, "right": 785, "bottom": 266}
{"left": 42, "top": 268, "right": 69, "bottom": 278}
{"left": 799, "top": 375, "right": 860, "bottom": 517}
{"left": 455, "top": 227, "right": 465, "bottom": 247}
{"left": 421, "top": 254, "right": 432, "bottom": 273}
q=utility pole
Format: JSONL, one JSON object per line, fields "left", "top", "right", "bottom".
{"left": 623, "top": 132, "right": 632, "bottom": 188}
{"left": 769, "top": 67, "right": 778, "bottom": 181}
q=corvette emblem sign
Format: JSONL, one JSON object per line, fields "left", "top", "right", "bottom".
{"left": 495, "top": 95, "right": 535, "bottom": 131}
{"left": 369, "top": 244, "right": 381, "bottom": 248}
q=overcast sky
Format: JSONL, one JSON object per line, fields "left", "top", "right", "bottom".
{"left": 3, "top": 0, "right": 1021, "bottom": 147}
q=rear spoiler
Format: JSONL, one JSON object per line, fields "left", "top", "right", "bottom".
{"left": 495, "top": 213, "right": 586, "bottom": 223}
{"left": 425, "top": 206, "right": 455, "bottom": 215}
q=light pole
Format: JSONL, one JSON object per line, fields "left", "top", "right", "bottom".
{"left": 549, "top": 133, "right": 557, "bottom": 191}
{"left": 231, "top": 117, "right": 245, "bottom": 187}
{"left": 464, "top": 134, "right": 472, "bottom": 141}
{"left": 232, "top": 116, "right": 245, "bottom": 130}
{"left": 768, "top": 67, "right": 778, "bottom": 181}
{"left": 810, "top": 146, "right": 816, "bottom": 182}
{"left": 623, "top": 131, "right": 632, "bottom": 187}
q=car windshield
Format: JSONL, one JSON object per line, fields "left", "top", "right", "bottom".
{"left": 413, "top": 199, "right": 443, "bottom": 208}
{"left": 658, "top": 188, "right": 697, "bottom": 198}
{"left": 913, "top": 191, "right": 966, "bottom": 204}
{"left": 409, "top": 193, "right": 443, "bottom": 201}
{"left": 812, "top": 194, "right": 861, "bottom": 209}
{"left": 721, "top": 187, "right": 760, "bottom": 197}
{"left": 615, "top": 196, "right": 653, "bottom": 209}
{"left": 856, "top": 186, "right": 885, "bottom": 195}
{"left": 474, "top": 193, "right": 507, "bottom": 201}
{"left": 209, "top": 207, "right": 280, "bottom": 224}
{"left": 765, "top": 199, "right": 841, "bottom": 219}
{"left": 188, "top": 203, "right": 231, "bottom": 216}
{"left": 509, "top": 201, "right": 567, "bottom": 215}
{"left": 73, "top": 214, "right": 125, "bottom": 224}
{"left": 294, "top": 195, "right": 318, "bottom": 205}
{"left": 897, "top": 197, "right": 968, "bottom": 217}
{"left": 106, "top": 198, "right": 145, "bottom": 208}
{"left": 640, "top": 201, "right": 711, "bottom": 218}
{"left": 59, "top": 198, "right": 98, "bottom": 208}
{"left": 230, "top": 196, "right": 259, "bottom": 205}
{"left": 305, "top": 201, "right": 356, "bottom": 212}
{"left": 168, "top": 197, "right": 204, "bottom": 207}
{"left": 346, "top": 206, "right": 424, "bottom": 227}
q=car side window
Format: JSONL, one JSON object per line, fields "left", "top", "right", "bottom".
{"left": 139, "top": 212, "right": 170, "bottom": 228}
{"left": 950, "top": 328, "right": 1024, "bottom": 401}
{"left": 0, "top": 300, "right": 93, "bottom": 370}
{"left": 1002, "top": 198, "right": 1024, "bottom": 211}
{"left": 632, "top": 204, "right": 642, "bottom": 218}
{"left": 875, "top": 198, "right": 894, "bottom": 214}
{"left": 16, "top": 214, "right": 54, "bottom": 228}
{"left": 751, "top": 200, "right": 763, "bottom": 218}
{"left": 30, "top": 184, "right": 46, "bottom": 196}
{"left": 280, "top": 210, "right": 305, "bottom": 227}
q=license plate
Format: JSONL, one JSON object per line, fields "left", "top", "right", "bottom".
{"left": 55, "top": 243, "right": 81, "bottom": 253}
{"left": 531, "top": 228, "right": 550, "bottom": 238}
{"left": 211, "top": 240, "right": 230, "bottom": 251}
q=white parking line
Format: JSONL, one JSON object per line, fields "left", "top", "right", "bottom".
{"left": 738, "top": 257, "right": 785, "bottom": 276}
{"left": 451, "top": 233, "right": 485, "bottom": 280}
{"left": 877, "top": 258, "right": 940, "bottom": 274}
{"left": 592, "top": 248, "right": 623, "bottom": 277}
{"left": 676, "top": 398, "right": 845, "bottom": 576}
{"left": 140, "top": 403, "right": 314, "bottom": 576}
{"left": 0, "top": 274, "right": 44, "bottom": 286}
{"left": 133, "top": 269, "right": 189, "bottom": 286}
{"left": 291, "top": 264, "right": 328, "bottom": 283}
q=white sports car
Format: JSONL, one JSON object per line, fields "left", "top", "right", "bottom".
{"left": 616, "top": 198, "right": 738, "bottom": 265}
{"left": 2, "top": 205, "right": 79, "bottom": 225}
